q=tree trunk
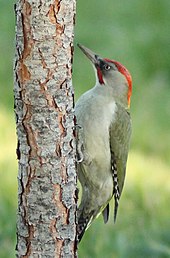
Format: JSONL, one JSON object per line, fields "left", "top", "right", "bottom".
{"left": 14, "top": 0, "right": 77, "bottom": 257}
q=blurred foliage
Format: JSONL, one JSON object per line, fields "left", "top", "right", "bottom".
{"left": 0, "top": 110, "right": 17, "bottom": 258}
{"left": 73, "top": 0, "right": 170, "bottom": 162}
{"left": 0, "top": 0, "right": 170, "bottom": 257}
{"left": 0, "top": 1, "right": 15, "bottom": 111}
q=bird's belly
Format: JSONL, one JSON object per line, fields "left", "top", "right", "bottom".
{"left": 86, "top": 169, "right": 113, "bottom": 208}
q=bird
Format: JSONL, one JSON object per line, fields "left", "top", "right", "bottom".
{"left": 75, "top": 44, "right": 132, "bottom": 242}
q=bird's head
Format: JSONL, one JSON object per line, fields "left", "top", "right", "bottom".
{"left": 78, "top": 44, "right": 132, "bottom": 108}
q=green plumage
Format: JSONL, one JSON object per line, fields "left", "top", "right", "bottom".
{"left": 75, "top": 44, "right": 132, "bottom": 243}
{"left": 76, "top": 88, "right": 131, "bottom": 242}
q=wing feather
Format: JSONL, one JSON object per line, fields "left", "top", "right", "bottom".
{"left": 109, "top": 104, "right": 131, "bottom": 219}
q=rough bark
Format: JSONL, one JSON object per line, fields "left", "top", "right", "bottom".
{"left": 14, "top": 0, "right": 77, "bottom": 257}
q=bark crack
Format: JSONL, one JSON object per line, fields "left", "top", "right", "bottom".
{"left": 48, "top": 2, "right": 64, "bottom": 36}
{"left": 22, "top": 104, "right": 40, "bottom": 159}
{"left": 18, "top": 1, "right": 34, "bottom": 84}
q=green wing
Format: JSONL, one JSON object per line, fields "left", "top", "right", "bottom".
{"left": 109, "top": 104, "right": 132, "bottom": 219}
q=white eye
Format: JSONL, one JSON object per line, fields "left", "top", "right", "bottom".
{"left": 104, "top": 64, "right": 111, "bottom": 71}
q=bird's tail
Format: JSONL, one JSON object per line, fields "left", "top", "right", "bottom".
{"left": 77, "top": 210, "right": 93, "bottom": 243}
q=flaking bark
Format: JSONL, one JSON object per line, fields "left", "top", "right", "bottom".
{"left": 14, "top": 0, "right": 77, "bottom": 257}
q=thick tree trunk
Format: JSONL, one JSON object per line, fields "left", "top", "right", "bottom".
{"left": 14, "top": 0, "right": 77, "bottom": 257}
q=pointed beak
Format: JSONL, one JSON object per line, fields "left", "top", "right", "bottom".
{"left": 77, "top": 43, "right": 100, "bottom": 67}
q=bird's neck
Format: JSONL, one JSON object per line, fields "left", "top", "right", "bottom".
{"left": 94, "top": 82, "right": 129, "bottom": 110}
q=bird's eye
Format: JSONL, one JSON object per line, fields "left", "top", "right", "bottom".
{"left": 104, "top": 64, "right": 111, "bottom": 71}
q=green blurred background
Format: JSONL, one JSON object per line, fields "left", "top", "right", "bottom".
{"left": 0, "top": 0, "right": 170, "bottom": 257}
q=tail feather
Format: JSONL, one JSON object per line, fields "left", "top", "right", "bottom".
{"left": 77, "top": 211, "right": 93, "bottom": 243}
{"left": 102, "top": 203, "right": 109, "bottom": 224}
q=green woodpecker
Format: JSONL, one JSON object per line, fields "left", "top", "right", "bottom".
{"left": 75, "top": 44, "right": 132, "bottom": 242}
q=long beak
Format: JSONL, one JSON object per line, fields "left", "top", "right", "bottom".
{"left": 77, "top": 43, "right": 100, "bottom": 66}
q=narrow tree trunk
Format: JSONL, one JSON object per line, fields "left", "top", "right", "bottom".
{"left": 14, "top": 0, "right": 77, "bottom": 257}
